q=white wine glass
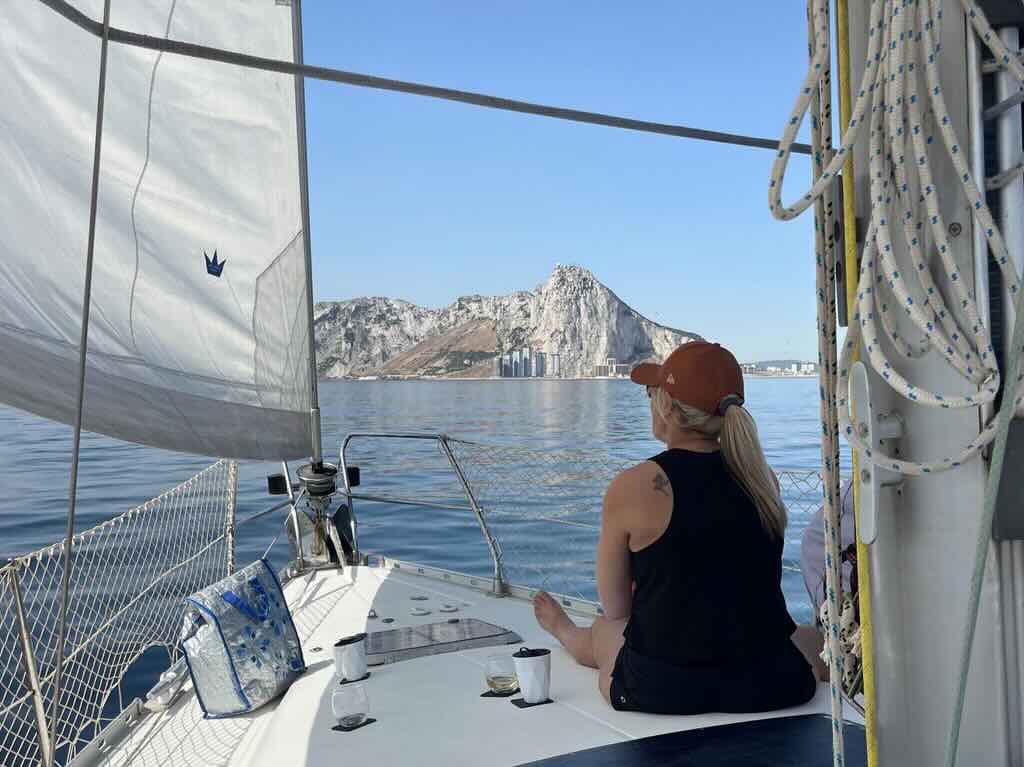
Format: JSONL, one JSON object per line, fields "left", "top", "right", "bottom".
{"left": 331, "top": 684, "right": 369, "bottom": 728}
{"left": 484, "top": 654, "right": 518, "bottom": 694}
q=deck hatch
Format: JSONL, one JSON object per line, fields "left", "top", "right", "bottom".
{"left": 365, "top": 618, "right": 521, "bottom": 665}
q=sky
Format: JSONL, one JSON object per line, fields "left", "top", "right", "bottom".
{"left": 300, "top": 3, "right": 819, "bottom": 363}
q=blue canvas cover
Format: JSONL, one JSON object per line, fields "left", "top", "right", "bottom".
{"left": 181, "top": 558, "right": 305, "bottom": 717}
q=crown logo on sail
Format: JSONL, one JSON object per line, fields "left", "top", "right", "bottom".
{"left": 204, "top": 250, "right": 225, "bottom": 278}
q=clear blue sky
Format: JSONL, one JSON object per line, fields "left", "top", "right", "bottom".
{"left": 301, "top": 2, "right": 819, "bottom": 363}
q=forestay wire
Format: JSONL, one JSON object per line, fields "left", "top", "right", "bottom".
{"left": 48, "top": 1, "right": 111, "bottom": 763}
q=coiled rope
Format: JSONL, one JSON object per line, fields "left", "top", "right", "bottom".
{"left": 775, "top": 0, "right": 1023, "bottom": 475}
{"left": 772, "top": 0, "right": 1024, "bottom": 765}
{"left": 797, "top": 2, "right": 848, "bottom": 764}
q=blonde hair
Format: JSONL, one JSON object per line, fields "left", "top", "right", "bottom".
{"left": 651, "top": 388, "right": 786, "bottom": 538}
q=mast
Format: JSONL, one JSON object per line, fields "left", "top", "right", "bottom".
{"left": 290, "top": 0, "right": 322, "bottom": 467}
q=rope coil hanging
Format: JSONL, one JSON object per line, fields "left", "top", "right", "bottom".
{"left": 800, "top": 1, "right": 848, "bottom": 764}
{"left": 773, "top": 0, "right": 1024, "bottom": 477}
{"left": 773, "top": 1, "right": 1024, "bottom": 766}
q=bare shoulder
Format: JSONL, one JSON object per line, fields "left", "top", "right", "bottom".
{"left": 604, "top": 461, "right": 673, "bottom": 509}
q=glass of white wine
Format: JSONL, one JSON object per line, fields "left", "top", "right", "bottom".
{"left": 484, "top": 654, "right": 518, "bottom": 695}
{"left": 332, "top": 684, "right": 369, "bottom": 728}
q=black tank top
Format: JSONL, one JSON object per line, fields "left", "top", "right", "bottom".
{"left": 624, "top": 449, "right": 796, "bottom": 667}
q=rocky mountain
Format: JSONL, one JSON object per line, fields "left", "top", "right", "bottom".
{"left": 313, "top": 265, "right": 701, "bottom": 378}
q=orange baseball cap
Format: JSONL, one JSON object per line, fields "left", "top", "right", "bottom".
{"left": 630, "top": 341, "right": 744, "bottom": 416}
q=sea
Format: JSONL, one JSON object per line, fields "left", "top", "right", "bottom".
{"left": 0, "top": 377, "right": 841, "bottom": 707}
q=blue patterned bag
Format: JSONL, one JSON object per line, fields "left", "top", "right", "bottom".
{"left": 180, "top": 558, "right": 305, "bottom": 717}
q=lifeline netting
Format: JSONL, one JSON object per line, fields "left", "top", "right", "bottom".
{"left": 347, "top": 435, "right": 829, "bottom": 604}
{"left": 451, "top": 440, "right": 829, "bottom": 599}
{"left": 0, "top": 460, "right": 237, "bottom": 767}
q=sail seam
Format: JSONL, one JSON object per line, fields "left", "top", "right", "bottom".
{"left": 127, "top": 0, "right": 178, "bottom": 355}
{"left": 0, "top": 320, "right": 274, "bottom": 393}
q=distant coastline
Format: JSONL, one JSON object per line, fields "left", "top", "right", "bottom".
{"left": 321, "top": 372, "right": 819, "bottom": 382}
{"left": 742, "top": 373, "right": 818, "bottom": 379}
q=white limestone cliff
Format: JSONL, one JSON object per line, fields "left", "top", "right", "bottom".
{"left": 314, "top": 265, "right": 701, "bottom": 378}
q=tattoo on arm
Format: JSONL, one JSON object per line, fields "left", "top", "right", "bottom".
{"left": 652, "top": 472, "right": 671, "bottom": 497}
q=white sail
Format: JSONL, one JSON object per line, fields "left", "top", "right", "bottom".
{"left": 0, "top": 0, "right": 315, "bottom": 459}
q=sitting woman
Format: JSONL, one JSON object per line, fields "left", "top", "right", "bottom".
{"left": 534, "top": 341, "right": 816, "bottom": 714}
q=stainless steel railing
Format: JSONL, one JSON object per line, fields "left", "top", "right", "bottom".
{"left": 340, "top": 433, "right": 508, "bottom": 595}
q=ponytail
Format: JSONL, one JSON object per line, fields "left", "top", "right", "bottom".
{"left": 652, "top": 389, "right": 787, "bottom": 538}
{"left": 719, "top": 405, "right": 787, "bottom": 539}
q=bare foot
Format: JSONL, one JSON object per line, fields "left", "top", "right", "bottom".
{"left": 533, "top": 591, "right": 574, "bottom": 641}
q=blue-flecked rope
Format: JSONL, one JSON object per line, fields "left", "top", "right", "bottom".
{"left": 774, "top": 0, "right": 1023, "bottom": 476}
{"left": 772, "top": 1, "right": 1024, "bottom": 765}
{"left": 803, "top": 1, "right": 846, "bottom": 763}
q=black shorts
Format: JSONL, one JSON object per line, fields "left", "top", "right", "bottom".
{"left": 609, "top": 640, "right": 817, "bottom": 715}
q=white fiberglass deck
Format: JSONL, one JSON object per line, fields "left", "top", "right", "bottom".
{"left": 103, "top": 564, "right": 857, "bottom": 767}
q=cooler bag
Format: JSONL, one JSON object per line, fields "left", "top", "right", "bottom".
{"left": 180, "top": 558, "right": 306, "bottom": 717}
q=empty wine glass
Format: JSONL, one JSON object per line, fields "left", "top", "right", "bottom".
{"left": 484, "top": 654, "right": 518, "bottom": 694}
{"left": 332, "top": 683, "right": 369, "bottom": 728}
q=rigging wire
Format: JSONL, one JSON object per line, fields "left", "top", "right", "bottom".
{"left": 945, "top": 286, "right": 1024, "bottom": 767}
{"left": 49, "top": 1, "right": 112, "bottom": 763}
{"left": 35, "top": 0, "right": 810, "bottom": 157}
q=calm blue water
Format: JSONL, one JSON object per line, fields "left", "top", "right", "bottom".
{"left": 0, "top": 377, "right": 834, "bottom": 706}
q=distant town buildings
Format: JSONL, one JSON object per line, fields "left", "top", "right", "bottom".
{"left": 496, "top": 351, "right": 818, "bottom": 379}
{"left": 497, "top": 347, "right": 561, "bottom": 378}
{"left": 741, "top": 361, "right": 818, "bottom": 377}
{"left": 591, "top": 357, "right": 632, "bottom": 378}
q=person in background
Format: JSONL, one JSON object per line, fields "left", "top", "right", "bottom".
{"left": 532, "top": 342, "right": 816, "bottom": 714}
{"left": 801, "top": 479, "right": 856, "bottom": 618}
{"left": 791, "top": 478, "right": 857, "bottom": 680}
